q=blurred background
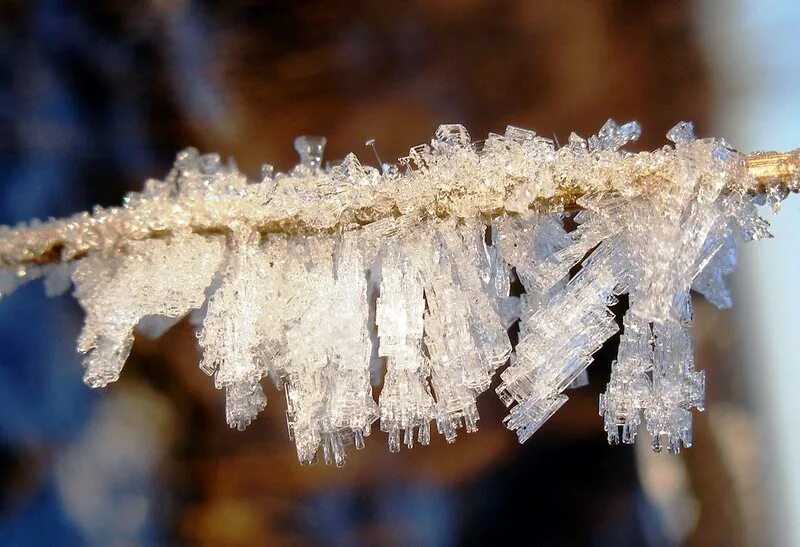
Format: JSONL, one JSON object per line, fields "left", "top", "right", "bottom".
{"left": 0, "top": 1, "right": 797, "bottom": 545}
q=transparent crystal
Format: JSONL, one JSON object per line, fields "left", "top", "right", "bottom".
{"left": 667, "top": 121, "right": 696, "bottom": 144}
{"left": 73, "top": 234, "right": 225, "bottom": 388}
{"left": 0, "top": 119, "right": 776, "bottom": 466}
{"left": 377, "top": 244, "right": 434, "bottom": 450}
{"left": 434, "top": 123, "right": 471, "bottom": 149}
{"left": 644, "top": 300, "right": 704, "bottom": 453}
{"left": 497, "top": 239, "right": 623, "bottom": 442}
{"left": 293, "top": 136, "right": 327, "bottom": 169}
{"left": 0, "top": 264, "right": 43, "bottom": 299}
{"left": 600, "top": 313, "right": 653, "bottom": 444}
{"left": 197, "top": 229, "right": 270, "bottom": 430}
{"left": 589, "top": 119, "right": 642, "bottom": 151}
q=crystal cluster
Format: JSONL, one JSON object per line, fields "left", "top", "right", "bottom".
{"left": 0, "top": 120, "right": 780, "bottom": 465}
{"left": 376, "top": 245, "right": 435, "bottom": 450}
{"left": 73, "top": 234, "right": 225, "bottom": 389}
{"left": 197, "top": 228, "right": 270, "bottom": 430}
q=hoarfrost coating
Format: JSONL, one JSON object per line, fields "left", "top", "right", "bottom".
{"left": 0, "top": 120, "right": 790, "bottom": 466}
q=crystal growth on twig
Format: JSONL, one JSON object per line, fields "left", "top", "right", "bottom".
{"left": 73, "top": 233, "right": 225, "bottom": 388}
{"left": 0, "top": 119, "right": 778, "bottom": 466}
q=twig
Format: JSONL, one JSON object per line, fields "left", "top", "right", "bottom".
{"left": 0, "top": 147, "right": 797, "bottom": 268}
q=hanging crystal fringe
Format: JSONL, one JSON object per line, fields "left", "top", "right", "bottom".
{"left": 73, "top": 233, "right": 226, "bottom": 389}
{"left": 197, "top": 227, "right": 270, "bottom": 431}
{"left": 376, "top": 244, "right": 435, "bottom": 451}
{"left": 0, "top": 119, "right": 776, "bottom": 466}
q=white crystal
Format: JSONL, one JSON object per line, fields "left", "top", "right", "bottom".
{"left": 293, "top": 136, "right": 327, "bottom": 170}
{"left": 0, "top": 119, "right": 778, "bottom": 467}
{"left": 73, "top": 233, "right": 225, "bottom": 388}
{"left": 589, "top": 119, "right": 642, "bottom": 151}
{"left": 197, "top": 228, "right": 271, "bottom": 430}
{"left": 377, "top": 244, "right": 434, "bottom": 451}
{"left": 0, "top": 264, "right": 43, "bottom": 298}
{"left": 497, "top": 239, "right": 623, "bottom": 442}
{"left": 644, "top": 300, "right": 704, "bottom": 453}
{"left": 600, "top": 313, "right": 653, "bottom": 444}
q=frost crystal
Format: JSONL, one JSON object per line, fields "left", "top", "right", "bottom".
{"left": 377, "top": 244, "right": 435, "bottom": 451}
{"left": 0, "top": 119, "right": 787, "bottom": 466}
{"left": 197, "top": 228, "right": 270, "bottom": 430}
{"left": 73, "top": 233, "right": 225, "bottom": 388}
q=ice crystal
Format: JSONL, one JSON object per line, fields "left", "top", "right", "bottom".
{"left": 197, "top": 228, "right": 270, "bottom": 430}
{"left": 72, "top": 233, "right": 225, "bottom": 388}
{"left": 0, "top": 119, "right": 786, "bottom": 466}
{"left": 377, "top": 244, "right": 435, "bottom": 451}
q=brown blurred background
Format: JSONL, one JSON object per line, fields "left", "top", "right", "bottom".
{"left": 0, "top": 1, "right": 797, "bottom": 546}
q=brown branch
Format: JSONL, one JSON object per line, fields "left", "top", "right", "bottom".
{"left": 745, "top": 149, "right": 800, "bottom": 192}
